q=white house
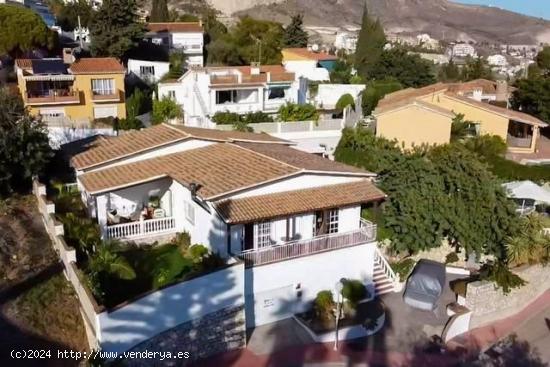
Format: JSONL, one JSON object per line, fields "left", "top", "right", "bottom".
{"left": 281, "top": 48, "right": 338, "bottom": 82}
{"left": 448, "top": 43, "right": 477, "bottom": 58}
{"left": 144, "top": 22, "right": 204, "bottom": 67}
{"left": 69, "top": 124, "right": 396, "bottom": 328}
{"left": 487, "top": 54, "right": 508, "bottom": 67}
{"left": 157, "top": 65, "right": 305, "bottom": 127}
{"left": 334, "top": 32, "right": 358, "bottom": 53}
{"left": 127, "top": 58, "right": 170, "bottom": 83}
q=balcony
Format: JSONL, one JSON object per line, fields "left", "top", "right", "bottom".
{"left": 25, "top": 90, "right": 80, "bottom": 105}
{"left": 238, "top": 219, "right": 377, "bottom": 267}
{"left": 106, "top": 216, "right": 176, "bottom": 240}
{"left": 92, "top": 90, "right": 121, "bottom": 102}
{"left": 507, "top": 133, "right": 533, "bottom": 148}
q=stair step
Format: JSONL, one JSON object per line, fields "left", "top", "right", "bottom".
{"left": 375, "top": 287, "right": 395, "bottom": 295}
{"left": 375, "top": 281, "right": 393, "bottom": 288}
{"left": 373, "top": 275, "right": 388, "bottom": 281}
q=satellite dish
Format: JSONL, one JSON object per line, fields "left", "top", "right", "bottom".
{"left": 311, "top": 44, "right": 319, "bottom": 52}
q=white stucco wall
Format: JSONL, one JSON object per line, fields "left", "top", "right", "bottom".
{"left": 106, "top": 178, "right": 173, "bottom": 217}
{"left": 283, "top": 60, "right": 330, "bottom": 81}
{"left": 244, "top": 242, "right": 376, "bottom": 327}
{"left": 97, "top": 261, "right": 245, "bottom": 353}
{"left": 169, "top": 181, "right": 228, "bottom": 255}
{"left": 127, "top": 59, "right": 170, "bottom": 83}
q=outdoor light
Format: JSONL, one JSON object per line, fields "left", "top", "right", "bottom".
{"left": 334, "top": 280, "right": 344, "bottom": 351}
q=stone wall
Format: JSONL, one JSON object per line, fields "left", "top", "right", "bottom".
{"left": 126, "top": 305, "right": 246, "bottom": 366}
{"left": 465, "top": 265, "right": 550, "bottom": 328}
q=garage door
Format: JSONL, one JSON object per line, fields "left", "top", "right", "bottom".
{"left": 245, "top": 285, "right": 296, "bottom": 328}
{"left": 93, "top": 106, "right": 117, "bottom": 119}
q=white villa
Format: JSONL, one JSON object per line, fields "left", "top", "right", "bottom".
{"left": 158, "top": 65, "right": 306, "bottom": 127}
{"left": 144, "top": 22, "right": 204, "bottom": 67}
{"left": 69, "top": 124, "right": 396, "bottom": 327}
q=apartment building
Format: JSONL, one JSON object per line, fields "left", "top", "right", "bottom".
{"left": 15, "top": 57, "right": 126, "bottom": 125}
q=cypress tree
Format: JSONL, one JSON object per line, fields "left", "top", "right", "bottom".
{"left": 282, "top": 14, "right": 308, "bottom": 48}
{"left": 354, "top": 1, "right": 386, "bottom": 80}
{"left": 150, "top": 0, "right": 170, "bottom": 22}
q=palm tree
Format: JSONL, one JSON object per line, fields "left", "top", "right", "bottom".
{"left": 89, "top": 241, "right": 136, "bottom": 280}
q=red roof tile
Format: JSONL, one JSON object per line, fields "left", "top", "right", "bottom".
{"left": 69, "top": 58, "right": 125, "bottom": 74}
{"left": 146, "top": 22, "right": 203, "bottom": 33}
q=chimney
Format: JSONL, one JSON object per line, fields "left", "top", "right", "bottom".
{"left": 250, "top": 61, "right": 260, "bottom": 75}
{"left": 495, "top": 80, "right": 508, "bottom": 103}
{"left": 62, "top": 48, "right": 75, "bottom": 64}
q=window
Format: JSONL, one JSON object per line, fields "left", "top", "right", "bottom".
{"left": 167, "top": 90, "right": 176, "bottom": 99}
{"left": 216, "top": 90, "right": 236, "bottom": 104}
{"left": 328, "top": 209, "right": 339, "bottom": 234}
{"left": 91, "top": 79, "right": 115, "bottom": 95}
{"left": 139, "top": 65, "right": 155, "bottom": 76}
{"left": 184, "top": 201, "right": 195, "bottom": 224}
{"left": 255, "top": 221, "right": 271, "bottom": 248}
{"left": 268, "top": 87, "right": 287, "bottom": 100}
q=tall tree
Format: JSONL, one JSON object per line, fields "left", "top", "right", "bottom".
{"left": 511, "top": 77, "right": 550, "bottom": 123}
{"left": 0, "top": 5, "right": 57, "bottom": 57}
{"left": 354, "top": 2, "right": 386, "bottom": 80}
{"left": 369, "top": 47, "right": 436, "bottom": 87}
{"left": 438, "top": 59, "right": 460, "bottom": 82}
{"left": 56, "top": 0, "right": 94, "bottom": 32}
{"left": 282, "top": 14, "right": 308, "bottom": 48}
{"left": 0, "top": 89, "right": 52, "bottom": 196}
{"left": 460, "top": 56, "right": 493, "bottom": 81}
{"left": 149, "top": 0, "right": 169, "bottom": 22}
{"left": 89, "top": 0, "right": 145, "bottom": 60}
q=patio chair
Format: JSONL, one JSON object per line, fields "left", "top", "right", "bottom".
{"left": 153, "top": 208, "right": 166, "bottom": 218}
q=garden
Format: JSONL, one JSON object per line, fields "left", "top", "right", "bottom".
{"left": 51, "top": 186, "right": 226, "bottom": 308}
{"left": 296, "top": 279, "right": 385, "bottom": 339}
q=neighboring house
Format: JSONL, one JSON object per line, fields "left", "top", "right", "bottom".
{"left": 69, "top": 124, "right": 394, "bottom": 327}
{"left": 415, "top": 53, "right": 450, "bottom": 65}
{"left": 282, "top": 47, "right": 338, "bottom": 81}
{"left": 15, "top": 57, "right": 126, "bottom": 125}
{"left": 127, "top": 58, "right": 170, "bottom": 83}
{"left": 487, "top": 54, "right": 508, "bottom": 67}
{"left": 448, "top": 43, "right": 477, "bottom": 58}
{"left": 445, "top": 79, "right": 513, "bottom": 103}
{"left": 157, "top": 65, "right": 304, "bottom": 127}
{"left": 373, "top": 81, "right": 547, "bottom": 153}
{"left": 314, "top": 83, "right": 365, "bottom": 119}
{"left": 144, "top": 22, "right": 204, "bottom": 67}
{"left": 334, "top": 32, "right": 358, "bottom": 53}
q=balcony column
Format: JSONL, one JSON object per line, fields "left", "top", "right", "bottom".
{"left": 531, "top": 125, "right": 540, "bottom": 153}
{"left": 96, "top": 194, "right": 109, "bottom": 239}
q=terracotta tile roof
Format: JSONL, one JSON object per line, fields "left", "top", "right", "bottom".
{"left": 282, "top": 48, "right": 338, "bottom": 61}
{"left": 15, "top": 59, "right": 33, "bottom": 70}
{"left": 71, "top": 125, "right": 189, "bottom": 170}
{"left": 374, "top": 98, "right": 455, "bottom": 118}
{"left": 377, "top": 83, "right": 447, "bottom": 110}
{"left": 69, "top": 58, "right": 125, "bottom": 74}
{"left": 170, "top": 125, "right": 291, "bottom": 144}
{"left": 214, "top": 180, "right": 386, "bottom": 224}
{"left": 77, "top": 143, "right": 300, "bottom": 198}
{"left": 146, "top": 22, "right": 203, "bottom": 33}
{"left": 206, "top": 65, "right": 295, "bottom": 85}
{"left": 443, "top": 93, "right": 547, "bottom": 127}
{"left": 235, "top": 142, "right": 374, "bottom": 175}
{"left": 71, "top": 124, "right": 291, "bottom": 170}
{"left": 445, "top": 79, "right": 515, "bottom": 95}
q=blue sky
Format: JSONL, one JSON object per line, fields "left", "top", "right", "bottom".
{"left": 453, "top": 0, "right": 550, "bottom": 20}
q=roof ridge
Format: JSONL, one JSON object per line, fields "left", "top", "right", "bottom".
{"left": 229, "top": 142, "right": 302, "bottom": 171}
{"left": 161, "top": 123, "right": 192, "bottom": 138}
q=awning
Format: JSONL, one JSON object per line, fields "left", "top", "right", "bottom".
{"left": 214, "top": 180, "right": 386, "bottom": 224}
{"left": 25, "top": 75, "right": 75, "bottom": 81}
{"left": 502, "top": 180, "right": 550, "bottom": 204}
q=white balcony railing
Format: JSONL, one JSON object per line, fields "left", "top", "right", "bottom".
{"left": 106, "top": 217, "right": 176, "bottom": 240}
{"left": 239, "top": 219, "right": 377, "bottom": 267}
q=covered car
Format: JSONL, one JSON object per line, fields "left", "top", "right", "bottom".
{"left": 403, "top": 260, "right": 446, "bottom": 311}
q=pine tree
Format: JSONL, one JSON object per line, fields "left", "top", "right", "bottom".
{"left": 354, "top": 1, "right": 386, "bottom": 80}
{"left": 90, "top": 0, "right": 145, "bottom": 60}
{"left": 282, "top": 14, "right": 308, "bottom": 48}
{"left": 149, "top": 0, "right": 170, "bottom": 22}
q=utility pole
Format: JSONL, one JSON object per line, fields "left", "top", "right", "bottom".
{"left": 77, "top": 15, "right": 84, "bottom": 49}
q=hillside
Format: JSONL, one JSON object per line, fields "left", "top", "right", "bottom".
{"left": 206, "top": 0, "right": 550, "bottom": 44}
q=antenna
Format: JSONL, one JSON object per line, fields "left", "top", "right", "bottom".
{"left": 77, "top": 15, "right": 84, "bottom": 49}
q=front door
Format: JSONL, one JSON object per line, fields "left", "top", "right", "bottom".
{"left": 243, "top": 223, "right": 254, "bottom": 251}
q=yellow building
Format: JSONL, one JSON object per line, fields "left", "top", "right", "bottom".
{"left": 15, "top": 57, "right": 126, "bottom": 126}
{"left": 373, "top": 81, "right": 547, "bottom": 153}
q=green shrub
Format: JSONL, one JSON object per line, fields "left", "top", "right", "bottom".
{"left": 172, "top": 232, "right": 191, "bottom": 255}
{"left": 212, "top": 111, "right": 274, "bottom": 125}
{"left": 277, "top": 102, "right": 319, "bottom": 122}
{"left": 445, "top": 252, "right": 459, "bottom": 264}
{"left": 241, "top": 111, "right": 273, "bottom": 124}
{"left": 152, "top": 96, "right": 183, "bottom": 124}
{"left": 335, "top": 93, "right": 355, "bottom": 111}
{"left": 479, "top": 261, "right": 526, "bottom": 295}
{"left": 116, "top": 117, "right": 144, "bottom": 131}
{"left": 188, "top": 244, "right": 209, "bottom": 263}
{"left": 196, "top": 252, "right": 226, "bottom": 272}
{"left": 212, "top": 111, "right": 240, "bottom": 124}
{"left": 341, "top": 279, "right": 368, "bottom": 307}
{"left": 390, "top": 258, "right": 416, "bottom": 280}
{"left": 92, "top": 116, "right": 117, "bottom": 127}
{"left": 314, "top": 290, "right": 335, "bottom": 320}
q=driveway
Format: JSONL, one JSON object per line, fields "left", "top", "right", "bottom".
{"left": 505, "top": 305, "right": 550, "bottom": 362}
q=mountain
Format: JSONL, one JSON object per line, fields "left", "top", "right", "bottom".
{"left": 207, "top": 0, "right": 550, "bottom": 44}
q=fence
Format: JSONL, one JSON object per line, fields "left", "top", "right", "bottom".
{"left": 215, "top": 119, "right": 345, "bottom": 134}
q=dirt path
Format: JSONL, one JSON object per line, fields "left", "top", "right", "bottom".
{"left": 0, "top": 196, "right": 87, "bottom": 366}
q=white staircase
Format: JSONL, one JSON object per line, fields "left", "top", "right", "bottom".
{"left": 373, "top": 247, "right": 399, "bottom": 296}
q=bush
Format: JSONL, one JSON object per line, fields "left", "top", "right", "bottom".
{"left": 92, "top": 116, "right": 117, "bottom": 127}
{"left": 479, "top": 261, "right": 526, "bottom": 295}
{"left": 172, "top": 232, "right": 191, "bottom": 255}
{"left": 341, "top": 279, "right": 368, "bottom": 307}
{"left": 445, "top": 252, "right": 459, "bottom": 264}
{"left": 241, "top": 111, "right": 273, "bottom": 124}
{"left": 116, "top": 117, "right": 144, "bottom": 131}
{"left": 152, "top": 97, "right": 183, "bottom": 124}
{"left": 314, "top": 290, "right": 335, "bottom": 320}
{"left": 335, "top": 93, "right": 355, "bottom": 112}
{"left": 390, "top": 258, "right": 416, "bottom": 280}
{"left": 212, "top": 111, "right": 274, "bottom": 125}
{"left": 211, "top": 111, "right": 240, "bottom": 124}
{"left": 277, "top": 102, "right": 319, "bottom": 122}
{"left": 188, "top": 244, "right": 209, "bottom": 263}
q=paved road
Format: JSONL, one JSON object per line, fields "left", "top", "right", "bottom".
{"left": 511, "top": 307, "right": 550, "bottom": 363}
